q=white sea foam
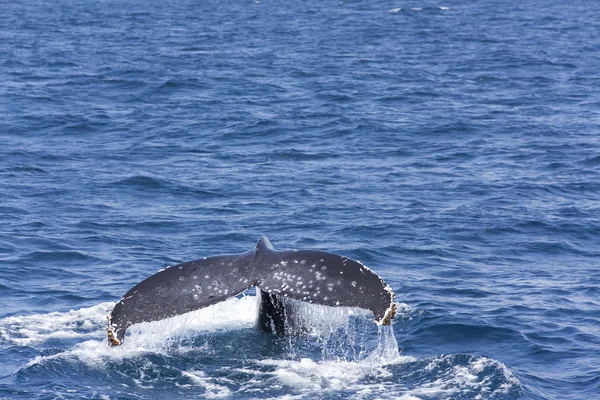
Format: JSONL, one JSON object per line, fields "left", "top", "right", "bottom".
{"left": 0, "top": 302, "right": 114, "bottom": 346}
{"left": 21, "top": 295, "right": 260, "bottom": 367}
{"left": 180, "top": 370, "right": 232, "bottom": 398}
{"left": 228, "top": 324, "right": 416, "bottom": 399}
{"left": 240, "top": 353, "right": 518, "bottom": 400}
{"left": 388, "top": 8, "right": 402, "bottom": 13}
{"left": 411, "top": 355, "right": 521, "bottom": 399}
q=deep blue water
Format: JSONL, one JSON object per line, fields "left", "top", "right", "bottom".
{"left": 1, "top": 0, "right": 599, "bottom": 398}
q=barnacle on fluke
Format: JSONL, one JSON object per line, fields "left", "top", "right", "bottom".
{"left": 106, "top": 315, "right": 121, "bottom": 347}
{"left": 107, "top": 237, "right": 396, "bottom": 346}
{"left": 381, "top": 300, "right": 397, "bottom": 326}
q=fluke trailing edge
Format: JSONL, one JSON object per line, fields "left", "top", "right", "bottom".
{"left": 107, "top": 237, "right": 396, "bottom": 346}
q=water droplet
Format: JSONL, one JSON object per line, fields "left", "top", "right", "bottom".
{"left": 351, "top": 281, "right": 357, "bottom": 287}
{"left": 179, "top": 276, "right": 185, "bottom": 281}
{"left": 205, "top": 275, "right": 209, "bottom": 279}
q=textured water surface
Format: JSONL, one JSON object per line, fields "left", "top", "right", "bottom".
{"left": 1, "top": 0, "right": 599, "bottom": 399}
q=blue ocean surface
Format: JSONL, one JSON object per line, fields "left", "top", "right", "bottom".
{"left": 1, "top": 0, "right": 599, "bottom": 398}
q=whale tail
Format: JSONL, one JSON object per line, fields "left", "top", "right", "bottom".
{"left": 107, "top": 237, "right": 396, "bottom": 346}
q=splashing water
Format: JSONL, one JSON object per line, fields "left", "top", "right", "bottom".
{"left": 365, "top": 324, "right": 402, "bottom": 365}
{"left": 0, "top": 298, "right": 520, "bottom": 399}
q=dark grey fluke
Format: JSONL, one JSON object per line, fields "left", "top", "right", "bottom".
{"left": 107, "top": 237, "right": 396, "bottom": 346}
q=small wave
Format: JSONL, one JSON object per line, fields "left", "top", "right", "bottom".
{"left": 112, "top": 175, "right": 168, "bottom": 190}
{"left": 413, "top": 322, "right": 522, "bottom": 343}
{"left": 111, "top": 175, "right": 224, "bottom": 199}
{"left": 269, "top": 148, "right": 339, "bottom": 161}
{"left": 152, "top": 78, "right": 206, "bottom": 94}
{"left": 583, "top": 155, "right": 600, "bottom": 166}
{"left": 0, "top": 206, "right": 30, "bottom": 215}
{"left": 19, "top": 250, "right": 95, "bottom": 263}
{"left": 9, "top": 165, "right": 48, "bottom": 174}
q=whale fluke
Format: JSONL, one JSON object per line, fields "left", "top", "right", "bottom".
{"left": 107, "top": 236, "right": 396, "bottom": 346}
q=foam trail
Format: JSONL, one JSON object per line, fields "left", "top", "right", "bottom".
{"left": 407, "top": 355, "right": 521, "bottom": 398}
{"left": 180, "top": 371, "right": 232, "bottom": 398}
{"left": 250, "top": 353, "right": 519, "bottom": 399}
{"left": 22, "top": 295, "right": 260, "bottom": 368}
{"left": 0, "top": 302, "right": 114, "bottom": 347}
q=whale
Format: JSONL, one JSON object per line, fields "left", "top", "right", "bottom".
{"left": 106, "top": 236, "right": 396, "bottom": 346}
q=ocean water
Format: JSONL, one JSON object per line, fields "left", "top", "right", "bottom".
{"left": 1, "top": 0, "right": 599, "bottom": 399}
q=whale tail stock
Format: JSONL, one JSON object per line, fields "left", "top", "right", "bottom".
{"left": 107, "top": 236, "right": 396, "bottom": 346}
